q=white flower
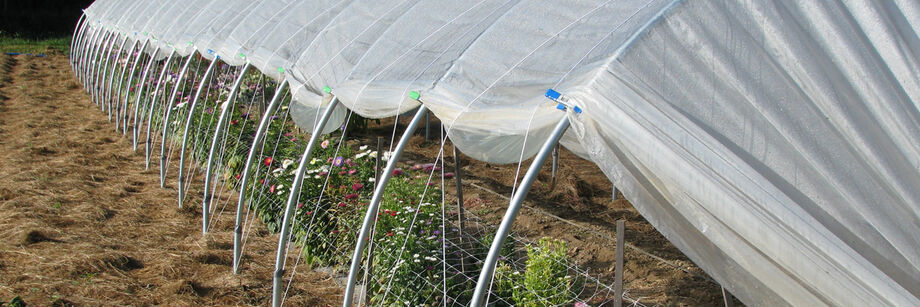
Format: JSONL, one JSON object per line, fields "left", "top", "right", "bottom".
{"left": 272, "top": 168, "right": 284, "bottom": 177}
{"left": 413, "top": 254, "right": 419, "bottom": 258}
{"left": 368, "top": 177, "right": 375, "bottom": 183}
{"left": 281, "top": 159, "right": 294, "bottom": 169}
{"left": 310, "top": 158, "right": 319, "bottom": 165}
{"left": 359, "top": 145, "right": 368, "bottom": 151}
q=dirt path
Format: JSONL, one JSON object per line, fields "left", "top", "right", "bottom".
{"left": 0, "top": 55, "right": 341, "bottom": 306}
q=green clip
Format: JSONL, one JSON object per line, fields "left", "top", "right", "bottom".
{"left": 238, "top": 53, "right": 246, "bottom": 59}
{"left": 188, "top": 41, "right": 193, "bottom": 46}
{"left": 323, "top": 86, "right": 332, "bottom": 94}
{"left": 409, "top": 91, "right": 420, "bottom": 100}
{"left": 277, "top": 67, "right": 285, "bottom": 74}
{"left": 143, "top": 31, "right": 148, "bottom": 35}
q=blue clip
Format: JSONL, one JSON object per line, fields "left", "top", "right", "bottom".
{"left": 545, "top": 89, "right": 562, "bottom": 101}
{"left": 545, "top": 88, "right": 582, "bottom": 114}
{"left": 207, "top": 49, "right": 214, "bottom": 55}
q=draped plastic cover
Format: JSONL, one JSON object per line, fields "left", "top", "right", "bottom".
{"left": 79, "top": 0, "right": 920, "bottom": 305}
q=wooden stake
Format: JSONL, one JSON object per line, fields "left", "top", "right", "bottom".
{"left": 614, "top": 220, "right": 625, "bottom": 307}
{"left": 453, "top": 146, "right": 466, "bottom": 273}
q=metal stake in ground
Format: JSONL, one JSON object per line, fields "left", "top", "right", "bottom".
{"left": 70, "top": 12, "right": 86, "bottom": 72}
{"left": 159, "top": 51, "right": 196, "bottom": 187}
{"left": 233, "top": 80, "right": 288, "bottom": 274}
{"left": 177, "top": 55, "right": 218, "bottom": 209}
{"left": 104, "top": 35, "right": 129, "bottom": 119}
{"left": 120, "top": 38, "right": 150, "bottom": 135}
{"left": 144, "top": 49, "right": 177, "bottom": 169}
{"left": 614, "top": 220, "right": 625, "bottom": 307}
{"left": 131, "top": 47, "right": 161, "bottom": 150}
{"left": 202, "top": 62, "right": 251, "bottom": 235}
{"left": 113, "top": 38, "right": 139, "bottom": 130}
{"left": 272, "top": 97, "right": 341, "bottom": 307}
{"left": 471, "top": 88, "right": 578, "bottom": 306}
{"left": 343, "top": 105, "right": 429, "bottom": 307}
{"left": 470, "top": 115, "right": 570, "bottom": 307}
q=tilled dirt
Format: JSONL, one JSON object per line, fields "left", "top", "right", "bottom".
{"left": 0, "top": 55, "right": 340, "bottom": 306}
{"left": 0, "top": 54, "right": 729, "bottom": 306}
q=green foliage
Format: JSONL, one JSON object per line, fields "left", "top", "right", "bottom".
{"left": 493, "top": 237, "right": 579, "bottom": 306}
{"left": 5, "top": 296, "right": 26, "bottom": 307}
{"left": 144, "top": 62, "right": 584, "bottom": 306}
{"left": 0, "top": 35, "right": 71, "bottom": 55}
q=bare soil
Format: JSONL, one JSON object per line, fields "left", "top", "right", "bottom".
{"left": 0, "top": 54, "right": 729, "bottom": 306}
{"left": 0, "top": 55, "right": 341, "bottom": 306}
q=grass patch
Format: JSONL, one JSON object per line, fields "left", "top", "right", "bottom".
{"left": 0, "top": 36, "right": 71, "bottom": 55}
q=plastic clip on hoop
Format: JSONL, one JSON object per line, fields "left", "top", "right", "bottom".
{"left": 545, "top": 89, "right": 581, "bottom": 114}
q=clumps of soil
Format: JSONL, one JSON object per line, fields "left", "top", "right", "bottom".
{"left": 162, "top": 279, "right": 211, "bottom": 297}
{"left": 67, "top": 253, "right": 144, "bottom": 278}
{"left": 20, "top": 230, "right": 59, "bottom": 245}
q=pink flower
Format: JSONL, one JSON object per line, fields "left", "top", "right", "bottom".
{"left": 348, "top": 169, "right": 357, "bottom": 175}
{"left": 574, "top": 302, "right": 589, "bottom": 307}
{"left": 345, "top": 193, "right": 358, "bottom": 200}
{"left": 444, "top": 172, "right": 455, "bottom": 179}
{"left": 264, "top": 157, "right": 273, "bottom": 166}
{"left": 386, "top": 232, "right": 393, "bottom": 237}
{"left": 296, "top": 203, "right": 304, "bottom": 209}
{"left": 351, "top": 183, "right": 363, "bottom": 191}
{"left": 337, "top": 202, "right": 346, "bottom": 207}
{"left": 320, "top": 139, "right": 329, "bottom": 149}
{"left": 269, "top": 185, "right": 276, "bottom": 193}
{"left": 345, "top": 159, "right": 355, "bottom": 167}
{"left": 392, "top": 168, "right": 404, "bottom": 176}
{"left": 234, "top": 174, "right": 241, "bottom": 180}
{"left": 230, "top": 119, "right": 239, "bottom": 125}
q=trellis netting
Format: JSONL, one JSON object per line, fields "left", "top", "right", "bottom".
{"left": 71, "top": 0, "right": 920, "bottom": 306}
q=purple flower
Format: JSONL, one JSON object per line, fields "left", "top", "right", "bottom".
{"left": 270, "top": 115, "right": 279, "bottom": 120}
{"left": 206, "top": 108, "right": 213, "bottom": 114}
{"left": 333, "top": 156, "right": 344, "bottom": 167}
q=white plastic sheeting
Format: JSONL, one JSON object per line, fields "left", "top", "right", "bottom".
{"left": 78, "top": 0, "right": 920, "bottom": 305}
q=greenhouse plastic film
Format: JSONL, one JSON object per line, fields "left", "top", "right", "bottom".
{"left": 76, "top": 0, "right": 920, "bottom": 305}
